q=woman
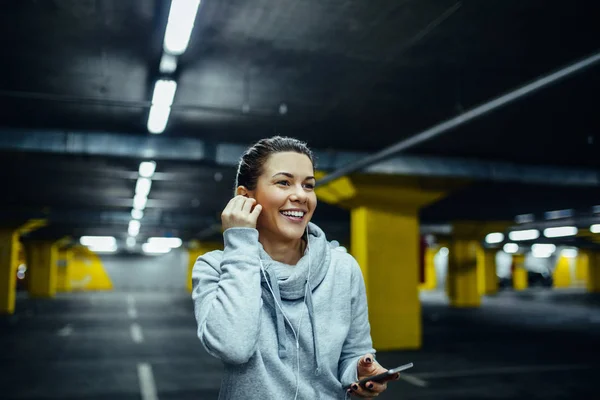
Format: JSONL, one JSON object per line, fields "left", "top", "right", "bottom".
{"left": 191, "top": 136, "right": 398, "bottom": 399}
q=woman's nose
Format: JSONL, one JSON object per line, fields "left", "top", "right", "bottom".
{"left": 290, "top": 185, "right": 308, "bottom": 202}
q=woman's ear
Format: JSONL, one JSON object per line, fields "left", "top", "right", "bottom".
{"left": 236, "top": 186, "right": 250, "bottom": 197}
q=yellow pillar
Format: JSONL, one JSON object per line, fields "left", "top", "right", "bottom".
{"left": 553, "top": 255, "right": 572, "bottom": 288}
{"left": 419, "top": 247, "right": 437, "bottom": 291}
{"left": 56, "top": 249, "right": 73, "bottom": 292}
{"left": 512, "top": 254, "right": 528, "bottom": 290}
{"left": 575, "top": 252, "right": 589, "bottom": 287}
{"left": 447, "top": 239, "right": 480, "bottom": 307}
{"left": 582, "top": 250, "right": 600, "bottom": 293}
{"left": 447, "top": 221, "right": 509, "bottom": 306}
{"left": 477, "top": 247, "right": 498, "bottom": 295}
{"left": 25, "top": 241, "right": 58, "bottom": 298}
{"left": 352, "top": 206, "right": 423, "bottom": 349}
{"left": 0, "top": 229, "right": 20, "bottom": 314}
{"left": 316, "top": 174, "right": 456, "bottom": 350}
{"left": 187, "top": 241, "right": 222, "bottom": 292}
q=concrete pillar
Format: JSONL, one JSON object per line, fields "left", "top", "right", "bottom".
{"left": 419, "top": 247, "right": 437, "bottom": 291}
{"left": 447, "top": 239, "right": 480, "bottom": 307}
{"left": 512, "top": 254, "right": 528, "bottom": 291}
{"left": 447, "top": 221, "right": 510, "bottom": 306}
{"left": 56, "top": 249, "right": 74, "bottom": 292}
{"left": 187, "top": 241, "right": 222, "bottom": 292}
{"left": 582, "top": 250, "right": 600, "bottom": 293}
{"left": 316, "top": 174, "right": 452, "bottom": 350}
{"left": 0, "top": 229, "right": 20, "bottom": 314}
{"left": 477, "top": 247, "right": 498, "bottom": 295}
{"left": 25, "top": 241, "right": 58, "bottom": 298}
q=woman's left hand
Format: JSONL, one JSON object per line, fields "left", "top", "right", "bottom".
{"left": 347, "top": 353, "right": 399, "bottom": 398}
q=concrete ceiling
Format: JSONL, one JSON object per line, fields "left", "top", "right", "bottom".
{"left": 0, "top": 0, "right": 599, "bottom": 247}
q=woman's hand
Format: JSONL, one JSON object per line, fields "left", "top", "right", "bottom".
{"left": 347, "top": 354, "right": 400, "bottom": 398}
{"left": 221, "top": 195, "right": 262, "bottom": 230}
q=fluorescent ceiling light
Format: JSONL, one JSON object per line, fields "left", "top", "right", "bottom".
{"left": 485, "top": 232, "right": 504, "bottom": 244}
{"left": 139, "top": 161, "right": 156, "bottom": 178}
{"left": 159, "top": 53, "right": 178, "bottom": 73}
{"left": 88, "top": 244, "right": 118, "bottom": 253}
{"left": 147, "top": 104, "right": 172, "bottom": 134}
{"left": 544, "top": 209, "right": 573, "bottom": 220}
{"left": 131, "top": 209, "right": 144, "bottom": 220}
{"left": 508, "top": 229, "right": 539, "bottom": 241}
{"left": 543, "top": 226, "right": 578, "bottom": 238}
{"left": 503, "top": 243, "right": 518, "bottom": 254}
{"left": 163, "top": 0, "right": 201, "bottom": 55}
{"left": 591, "top": 224, "right": 600, "bottom": 234}
{"left": 515, "top": 213, "right": 534, "bottom": 224}
{"left": 147, "top": 237, "right": 183, "bottom": 248}
{"left": 126, "top": 237, "right": 137, "bottom": 248}
{"left": 135, "top": 177, "right": 152, "bottom": 196}
{"left": 151, "top": 80, "right": 177, "bottom": 107}
{"left": 561, "top": 248, "right": 578, "bottom": 259}
{"left": 80, "top": 236, "right": 116, "bottom": 247}
{"left": 128, "top": 220, "right": 141, "bottom": 237}
{"left": 133, "top": 194, "right": 148, "bottom": 210}
{"left": 531, "top": 243, "right": 556, "bottom": 258}
{"left": 142, "top": 242, "right": 172, "bottom": 254}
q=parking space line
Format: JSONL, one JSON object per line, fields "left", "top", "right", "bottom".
{"left": 137, "top": 363, "right": 159, "bottom": 400}
{"left": 400, "top": 373, "right": 429, "bottom": 387}
{"left": 414, "top": 364, "right": 593, "bottom": 380}
{"left": 128, "top": 307, "right": 138, "bottom": 319}
{"left": 130, "top": 323, "right": 144, "bottom": 343}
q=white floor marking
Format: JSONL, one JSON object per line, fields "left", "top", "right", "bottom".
{"left": 399, "top": 373, "right": 429, "bottom": 387}
{"left": 130, "top": 323, "right": 144, "bottom": 343}
{"left": 137, "top": 363, "right": 159, "bottom": 400}
{"left": 127, "top": 294, "right": 136, "bottom": 307}
{"left": 56, "top": 324, "right": 73, "bottom": 337}
{"left": 415, "top": 364, "right": 592, "bottom": 380}
{"left": 128, "top": 307, "right": 138, "bottom": 319}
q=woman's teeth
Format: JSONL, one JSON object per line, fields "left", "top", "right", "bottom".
{"left": 280, "top": 211, "right": 305, "bottom": 218}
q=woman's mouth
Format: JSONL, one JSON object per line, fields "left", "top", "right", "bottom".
{"left": 279, "top": 210, "right": 306, "bottom": 223}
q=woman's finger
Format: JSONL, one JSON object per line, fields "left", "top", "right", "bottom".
{"left": 240, "top": 197, "right": 255, "bottom": 214}
{"left": 361, "top": 380, "right": 387, "bottom": 394}
{"left": 348, "top": 383, "right": 378, "bottom": 398}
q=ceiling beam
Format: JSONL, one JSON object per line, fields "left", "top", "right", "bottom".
{"left": 1, "top": 128, "right": 599, "bottom": 187}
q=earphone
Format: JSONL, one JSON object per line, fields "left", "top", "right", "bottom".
{"left": 260, "top": 226, "right": 311, "bottom": 400}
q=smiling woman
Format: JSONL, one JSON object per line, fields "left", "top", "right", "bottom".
{"left": 191, "top": 136, "right": 399, "bottom": 400}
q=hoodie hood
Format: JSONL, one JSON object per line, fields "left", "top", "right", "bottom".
{"left": 258, "top": 222, "right": 331, "bottom": 374}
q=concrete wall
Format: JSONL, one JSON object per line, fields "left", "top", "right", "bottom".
{"left": 100, "top": 249, "right": 188, "bottom": 291}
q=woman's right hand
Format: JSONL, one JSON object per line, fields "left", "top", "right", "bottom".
{"left": 221, "top": 195, "right": 263, "bottom": 231}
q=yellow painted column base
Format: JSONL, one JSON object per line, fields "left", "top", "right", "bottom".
{"left": 0, "top": 230, "right": 19, "bottom": 314}
{"left": 352, "top": 206, "right": 421, "bottom": 350}
{"left": 187, "top": 242, "right": 223, "bottom": 292}
{"left": 553, "top": 255, "right": 572, "bottom": 288}
{"left": 447, "top": 240, "right": 480, "bottom": 307}
{"left": 512, "top": 254, "right": 528, "bottom": 291}
{"left": 25, "top": 241, "right": 58, "bottom": 298}
{"left": 419, "top": 247, "right": 437, "bottom": 291}
{"left": 477, "top": 248, "right": 498, "bottom": 295}
{"left": 585, "top": 251, "right": 600, "bottom": 293}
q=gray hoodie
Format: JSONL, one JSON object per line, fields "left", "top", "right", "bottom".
{"left": 191, "top": 222, "right": 375, "bottom": 399}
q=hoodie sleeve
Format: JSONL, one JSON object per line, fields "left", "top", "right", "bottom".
{"left": 338, "top": 257, "right": 376, "bottom": 388}
{"left": 191, "top": 227, "right": 263, "bottom": 365}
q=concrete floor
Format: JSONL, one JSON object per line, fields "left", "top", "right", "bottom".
{"left": 1, "top": 288, "right": 599, "bottom": 399}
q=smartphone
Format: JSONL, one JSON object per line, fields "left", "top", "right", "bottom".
{"left": 356, "top": 362, "right": 414, "bottom": 387}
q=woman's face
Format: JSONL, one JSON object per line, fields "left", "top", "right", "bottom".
{"left": 249, "top": 151, "right": 317, "bottom": 241}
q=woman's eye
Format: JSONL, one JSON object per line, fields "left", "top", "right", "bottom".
{"left": 304, "top": 183, "right": 315, "bottom": 189}
{"left": 277, "top": 180, "right": 290, "bottom": 186}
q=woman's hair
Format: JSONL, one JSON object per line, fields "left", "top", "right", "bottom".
{"left": 235, "top": 136, "right": 315, "bottom": 192}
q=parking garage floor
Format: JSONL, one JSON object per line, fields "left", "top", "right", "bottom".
{"left": 1, "top": 289, "right": 599, "bottom": 400}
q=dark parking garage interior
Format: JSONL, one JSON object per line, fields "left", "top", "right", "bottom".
{"left": 1, "top": 1, "right": 600, "bottom": 399}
